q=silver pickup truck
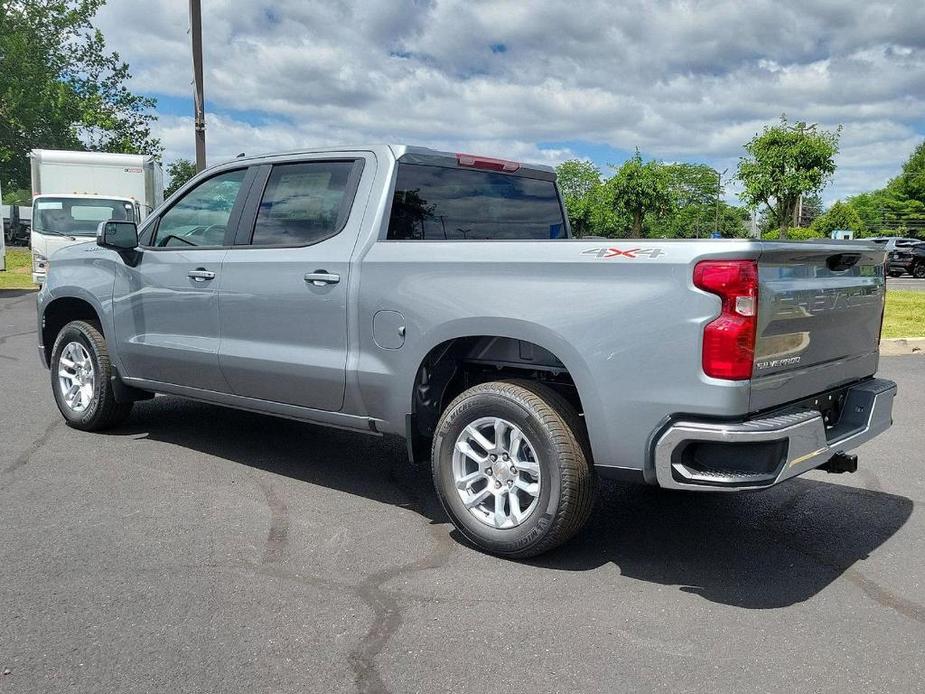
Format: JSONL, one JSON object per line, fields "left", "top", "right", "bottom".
{"left": 36, "top": 145, "right": 896, "bottom": 558}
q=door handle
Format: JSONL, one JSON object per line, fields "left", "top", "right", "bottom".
{"left": 188, "top": 269, "right": 216, "bottom": 282}
{"left": 304, "top": 271, "right": 340, "bottom": 286}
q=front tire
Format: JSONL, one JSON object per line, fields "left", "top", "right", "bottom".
{"left": 431, "top": 380, "right": 596, "bottom": 558}
{"left": 50, "top": 320, "right": 133, "bottom": 431}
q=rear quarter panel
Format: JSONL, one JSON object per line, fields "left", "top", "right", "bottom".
{"left": 354, "top": 239, "right": 762, "bottom": 479}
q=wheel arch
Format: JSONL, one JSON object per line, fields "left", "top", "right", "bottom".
{"left": 404, "top": 319, "right": 601, "bottom": 465}
{"left": 40, "top": 294, "right": 105, "bottom": 365}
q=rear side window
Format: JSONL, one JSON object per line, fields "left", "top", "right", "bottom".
{"left": 386, "top": 164, "right": 566, "bottom": 240}
{"left": 251, "top": 161, "right": 356, "bottom": 246}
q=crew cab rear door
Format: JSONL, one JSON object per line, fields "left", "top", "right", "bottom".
{"left": 749, "top": 241, "right": 886, "bottom": 411}
{"left": 216, "top": 154, "right": 370, "bottom": 411}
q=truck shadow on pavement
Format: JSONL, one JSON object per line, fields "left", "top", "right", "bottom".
{"left": 115, "top": 396, "right": 916, "bottom": 615}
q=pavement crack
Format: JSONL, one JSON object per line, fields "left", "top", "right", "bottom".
{"left": 843, "top": 566, "right": 925, "bottom": 624}
{"left": 0, "top": 292, "right": 35, "bottom": 312}
{"left": 2, "top": 418, "right": 61, "bottom": 477}
{"left": 255, "top": 478, "right": 290, "bottom": 564}
{"left": 0, "top": 328, "right": 36, "bottom": 349}
{"left": 347, "top": 464, "right": 455, "bottom": 694}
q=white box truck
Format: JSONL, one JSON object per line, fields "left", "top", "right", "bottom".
{"left": 30, "top": 149, "right": 164, "bottom": 284}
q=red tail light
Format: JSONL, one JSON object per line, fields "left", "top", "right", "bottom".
{"left": 456, "top": 153, "right": 520, "bottom": 173}
{"left": 693, "top": 260, "right": 759, "bottom": 380}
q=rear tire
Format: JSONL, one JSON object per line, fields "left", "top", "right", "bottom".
{"left": 913, "top": 262, "right": 925, "bottom": 279}
{"left": 50, "top": 320, "right": 133, "bottom": 431}
{"left": 431, "top": 380, "right": 596, "bottom": 559}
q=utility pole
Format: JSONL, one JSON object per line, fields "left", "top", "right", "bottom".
{"left": 190, "top": 0, "right": 206, "bottom": 172}
{"left": 715, "top": 168, "right": 727, "bottom": 235}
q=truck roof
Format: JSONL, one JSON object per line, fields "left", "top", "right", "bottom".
{"left": 221, "top": 144, "right": 557, "bottom": 179}
{"left": 29, "top": 149, "right": 156, "bottom": 166}
{"left": 32, "top": 193, "right": 136, "bottom": 203}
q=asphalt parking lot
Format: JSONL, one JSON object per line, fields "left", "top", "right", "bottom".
{"left": 888, "top": 277, "right": 925, "bottom": 291}
{"left": 1, "top": 289, "right": 924, "bottom": 693}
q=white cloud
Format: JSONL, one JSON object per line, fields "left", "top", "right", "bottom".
{"left": 94, "top": 0, "right": 925, "bottom": 201}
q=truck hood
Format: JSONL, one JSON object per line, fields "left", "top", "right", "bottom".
{"left": 31, "top": 232, "right": 96, "bottom": 260}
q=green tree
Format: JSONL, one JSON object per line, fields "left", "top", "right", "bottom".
{"left": 653, "top": 201, "right": 750, "bottom": 239}
{"left": 165, "top": 158, "right": 197, "bottom": 198}
{"left": 0, "top": 0, "right": 161, "bottom": 192}
{"left": 846, "top": 189, "right": 924, "bottom": 237}
{"left": 664, "top": 162, "right": 717, "bottom": 208}
{"left": 1, "top": 187, "right": 31, "bottom": 204}
{"left": 650, "top": 163, "right": 749, "bottom": 238}
{"left": 555, "top": 159, "right": 603, "bottom": 237}
{"left": 890, "top": 140, "right": 925, "bottom": 203}
{"left": 606, "top": 149, "right": 673, "bottom": 237}
{"left": 810, "top": 200, "right": 866, "bottom": 237}
{"left": 737, "top": 116, "right": 840, "bottom": 240}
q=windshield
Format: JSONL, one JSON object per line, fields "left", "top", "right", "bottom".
{"left": 33, "top": 197, "right": 135, "bottom": 236}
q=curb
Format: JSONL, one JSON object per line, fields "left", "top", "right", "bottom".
{"left": 880, "top": 338, "right": 925, "bottom": 356}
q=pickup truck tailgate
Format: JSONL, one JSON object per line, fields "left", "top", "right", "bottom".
{"left": 750, "top": 242, "right": 886, "bottom": 412}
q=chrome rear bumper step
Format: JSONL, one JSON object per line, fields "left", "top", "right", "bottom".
{"left": 653, "top": 378, "right": 896, "bottom": 492}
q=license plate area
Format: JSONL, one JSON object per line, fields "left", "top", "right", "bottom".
{"left": 805, "top": 388, "right": 847, "bottom": 431}
{"left": 763, "top": 383, "right": 851, "bottom": 432}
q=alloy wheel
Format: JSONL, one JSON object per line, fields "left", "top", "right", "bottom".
{"left": 57, "top": 341, "right": 95, "bottom": 412}
{"left": 452, "top": 416, "right": 541, "bottom": 529}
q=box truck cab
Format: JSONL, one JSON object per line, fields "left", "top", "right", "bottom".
{"left": 30, "top": 149, "right": 163, "bottom": 284}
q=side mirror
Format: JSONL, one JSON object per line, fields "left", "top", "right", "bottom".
{"left": 97, "top": 220, "right": 138, "bottom": 251}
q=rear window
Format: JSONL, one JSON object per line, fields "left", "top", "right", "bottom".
{"left": 386, "top": 164, "right": 566, "bottom": 240}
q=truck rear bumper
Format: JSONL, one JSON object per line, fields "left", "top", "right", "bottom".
{"left": 653, "top": 378, "right": 896, "bottom": 491}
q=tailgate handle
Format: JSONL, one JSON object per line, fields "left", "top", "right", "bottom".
{"left": 826, "top": 253, "right": 861, "bottom": 272}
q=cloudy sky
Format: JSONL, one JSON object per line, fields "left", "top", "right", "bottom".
{"left": 95, "top": 0, "right": 925, "bottom": 202}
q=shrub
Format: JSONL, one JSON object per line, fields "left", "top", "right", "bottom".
{"left": 760, "top": 227, "right": 824, "bottom": 240}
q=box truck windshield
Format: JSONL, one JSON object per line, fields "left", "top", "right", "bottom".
{"left": 33, "top": 197, "right": 135, "bottom": 237}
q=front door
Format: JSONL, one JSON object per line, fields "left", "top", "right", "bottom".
{"left": 217, "top": 158, "right": 367, "bottom": 411}
{"left": 112, "top": 167, "right": 250, "bottom": 391}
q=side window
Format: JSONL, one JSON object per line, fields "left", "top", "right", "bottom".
{"left": 386, "top": 164, "right": 567, "bottom": 240}
{"left": 250, "top": 161, "right": 355, "bottom": 246}
{"left": 151, "top": 169, "right": 247, "bottom": 247}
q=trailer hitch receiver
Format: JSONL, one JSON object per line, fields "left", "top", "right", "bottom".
{"left": 819, "top": 451, "right": 858, "bottom": 474}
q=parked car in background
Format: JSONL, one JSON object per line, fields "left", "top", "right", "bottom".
{"left": 36, "top": 145, "right": 896, "bottom": 558}
{"left": 869, "top": 236, "right": 922, "bottom": 252}
{"left": 888, "top": 242, "right": 925, "bottom": 278}
{"left": 3, "top": 204, "right": 32, "bottom": 246}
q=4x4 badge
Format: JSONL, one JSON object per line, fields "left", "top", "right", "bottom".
{"left": 581, "top": 247, "right": 666, "bottom": 259}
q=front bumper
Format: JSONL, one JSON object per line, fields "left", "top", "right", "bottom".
{"left": 654, "top": 378, "right": 896, "bottom": 491}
